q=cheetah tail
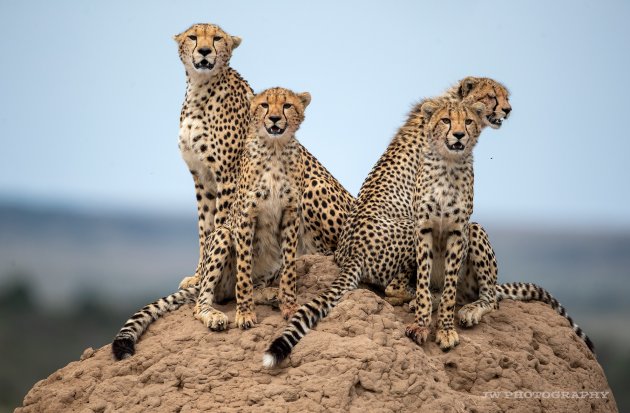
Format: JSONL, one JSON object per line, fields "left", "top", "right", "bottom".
{"left": 262, "top": 261, "right": 362, "bottom": 369}
{"left": 496, "top": 282, "right": 595, "bottom": 354}
{"left": 111, "top": 286, "right": 199, "bottom": 361}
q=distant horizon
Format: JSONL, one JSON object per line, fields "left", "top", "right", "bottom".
{"left": 2, "top": 191, "right": 629, "bottom": 234}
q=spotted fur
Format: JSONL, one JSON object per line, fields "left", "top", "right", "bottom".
{"left": 174, "top": 23, "right": 253, "bottom": 288}
{"left": 111, "top": 287, "right": 199, "bottom": 360}
{"left": 194, "top": 87, "right": 311, "bottom": 330}
{"left": 175, "top": 23, "right": 353, "bottom": 290}
{"left": 263, "top": 96, "right": 491, "bottom": 367}
{"left": 113, "top": 88, "right": 311, "bottom": 359}
{"left": 406, "top": 99, "right": 489, "bottom": 350}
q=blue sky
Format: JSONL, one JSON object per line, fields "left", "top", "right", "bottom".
{"left": 1, "top": 0, "right": 629, "bottom": 227}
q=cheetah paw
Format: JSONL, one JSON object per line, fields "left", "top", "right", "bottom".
{"left": 194, "top": 307, "right": 229, "bottom": 331}
{"left": 384, "top": 296, "right": 409, "bottom": 306}
{"left": 458, "top": 300, "right": 492, "bottom": 328}
{"left": 435, "top": 328, "right": 459, "bottom": 351}
{"left": 235, "top": 309, "right": 258, "bottom": 330}
{"left": 405, "top": 323, "right": 430, "bottom": 345}
{"left": 179, "top": 275, "right": 199, "bottom": 289}
{"left": 253, "top": 287, "right": 280, "bottom": 308}
{"left": 280, "top": 302, "right": 299, "bottom": 320}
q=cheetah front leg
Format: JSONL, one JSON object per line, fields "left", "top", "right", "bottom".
{"left": 458, "top": 223, "right": 498, "bottom": 327}
{"left": 278, "top": 206, "right": 300, "bottom": 319}
{"left": 406, "top": 222, "right": 434, "bottom": 346}
{"left": 233, "top": 210, "right": 258, "bottom": 330}
{"left": 435, "top": 225, "right": 467, "bottom": 351}
{"left": 194, "top": 226, "right": 232, "bottom": 330}
{"left": 179, "top": 171, "right": 217, "bottom": 289}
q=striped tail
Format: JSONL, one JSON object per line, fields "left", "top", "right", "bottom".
{"left": 262, "top": 261, "right": 361, "bottom": 368}
{"left": 112, "top": 286, "right": 199, "bottom": 360}
{"left": 496, "top": 282, "right": 595, "bottom": 353}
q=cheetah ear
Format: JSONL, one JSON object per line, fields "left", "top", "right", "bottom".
{"left": 458, "top": 77, "right": 478, "bottom": 98}
{"left": 421, "top": 100, "right": 439, "bottom": 120}
{"left": 471, "top": 102, "right": 486, "bottom": 117}
{"left": 173, "top": 32, "right": 184, "bottom": 43}
{"left": 231, "top": 36, "right": 242, "bottom": 49}
{"left": 297, "top": 92, "right": 311, "bottom": 109}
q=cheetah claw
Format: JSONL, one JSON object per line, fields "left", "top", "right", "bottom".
{"left": 179, "top": 274, "right": 200, "bottom": 289}
{"left": 235, "top": 309, "right": 258, "bottom": 330}
{"left": 280, "top": 302, "right": 299, "bottom": 320}
{"left": 194, "top": 307, "right": 229, "bottom": 331}
{"left": 435, "top": 328, "right": 459, "bottom": 351}
{"left": 405, "top": 323, "right": 430, "bottom": 345}
{"left": 458, "top": 300, "right": 492, "bottom": 328}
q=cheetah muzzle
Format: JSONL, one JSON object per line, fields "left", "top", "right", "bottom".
{"left": 447, "top": 141, "right": 465, "bottom": 151}
{"left": 266, "top": 125, "right": 286, "bottom": 136}
{"left": 488, "top": 115, "right": 503, "bottom": 127}
{"left": 194, "top": 59, "right": 215, "bottom": 70}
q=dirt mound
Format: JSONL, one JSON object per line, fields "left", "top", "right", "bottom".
{"left": 17, "top": 255, "right": 617, "bottom": 412}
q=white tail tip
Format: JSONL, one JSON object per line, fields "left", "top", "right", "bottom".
{"left": 262, "top": 352, "right": 277, "bottom": 369}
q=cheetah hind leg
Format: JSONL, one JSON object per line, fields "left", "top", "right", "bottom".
{"left": 384, "top": 271, "right": 416, "bottom": 306}
{"left": 458, "top": 299, "right": 494, "bottom": 327}
{"left": 194, "top": 227, "right": 232, "bottom": 331}
{"left": 458, "top": 223, "right": 499, "bottom": 328}
{"left": 253, "top": 287, "right": 280, "bottom": 309}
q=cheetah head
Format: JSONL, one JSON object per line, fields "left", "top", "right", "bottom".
{"left": 422, "top": 99, "right": 485, "bottom": 160}
{"left": 457, "top": 77, "right": 511, "bottom": 129}
{"left": 251, "top": 88, "right": 311, "bottom": 142}
{"left": 174, "top": 24, "right": 241, "bottom": 77}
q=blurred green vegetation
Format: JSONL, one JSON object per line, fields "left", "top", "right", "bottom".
{"left": 0, "top": 273, "right": 628, "bottom": 412}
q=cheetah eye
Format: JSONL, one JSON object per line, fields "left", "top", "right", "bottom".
{"left": 283, "top": 103, "right": 292, "bottom": 110}
{"left": 465, "top": 119, "right": 473, "bottom": 125}
{"left": 188, "top": 35, "right": 197, "bottom": 41}
{"left": 261, "top": 103, "right": 269, "bottom": 109}
{"left": 441, "top": 118, "right": 450, "bottom": 124}
{"left": 213, "top": 36, "right": 223, "bottom": 41}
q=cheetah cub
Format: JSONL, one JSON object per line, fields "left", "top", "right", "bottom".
{"left": 406, "top": 99, "right": 487, "bottom": 350}
{"left": 112, "top": 88, "right": 309, "bottom": 360}
{"left": 194, "top": 87, "right": 310, "bottom": 329}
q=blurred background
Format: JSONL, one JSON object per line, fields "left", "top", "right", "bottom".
{"left": 1, "top": 0, "right": 629, "bottom": 411}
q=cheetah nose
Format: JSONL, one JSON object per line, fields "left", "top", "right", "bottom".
{"left": 453, "top": 132, "right": 465, "bottom": 140}
{"left": 198, "top": 48, "right": 211, "bottom": 56}
{"left": 503, "top": 107, "right": 512, "bottom": 116}
{"left": 269, "top": 116, "right": 281, "bottom": 123}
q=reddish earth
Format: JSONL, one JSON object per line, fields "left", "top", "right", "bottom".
{"left": 17, "top": 255, "right": 617, "bottom": 412}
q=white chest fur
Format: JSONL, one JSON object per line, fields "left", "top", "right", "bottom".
{"left": 250, "top": 153, "right": 294, "bottom": 284}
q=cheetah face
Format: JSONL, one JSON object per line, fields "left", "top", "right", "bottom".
{"left": 423, "top": 100, "right": 485, "bottom": 159}
{"left": 174, "top": 24, "right": 241, "bottom": 77}
{"left": 250, "top": 88, "right": 311, "bottom": 141}
{"left": 458, "top": 77, "right": 512, "bottom": 129}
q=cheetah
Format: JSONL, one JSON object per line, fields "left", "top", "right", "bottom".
{"left": 262, "top": 97, "right": 484, "bottom": 367}
{"left": 405, "top": 99, "right": 492, "bottom": 349}
{"left": 194, "top": 87, "right": 311, "bottom": 329}
{"left": 175, "top": 23, "right": 253, "bottom": 287}
{"left": 263, "top": 81, "right": 591, "bottom": 367}
{"left": 174, "top": 23, "right": 353, "bottom": 290}
{"left": 385, "top": 77, "right": 594, "bottom": 352}
{"left": 112, "top": 87, "right": 311, "bottom": 359}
